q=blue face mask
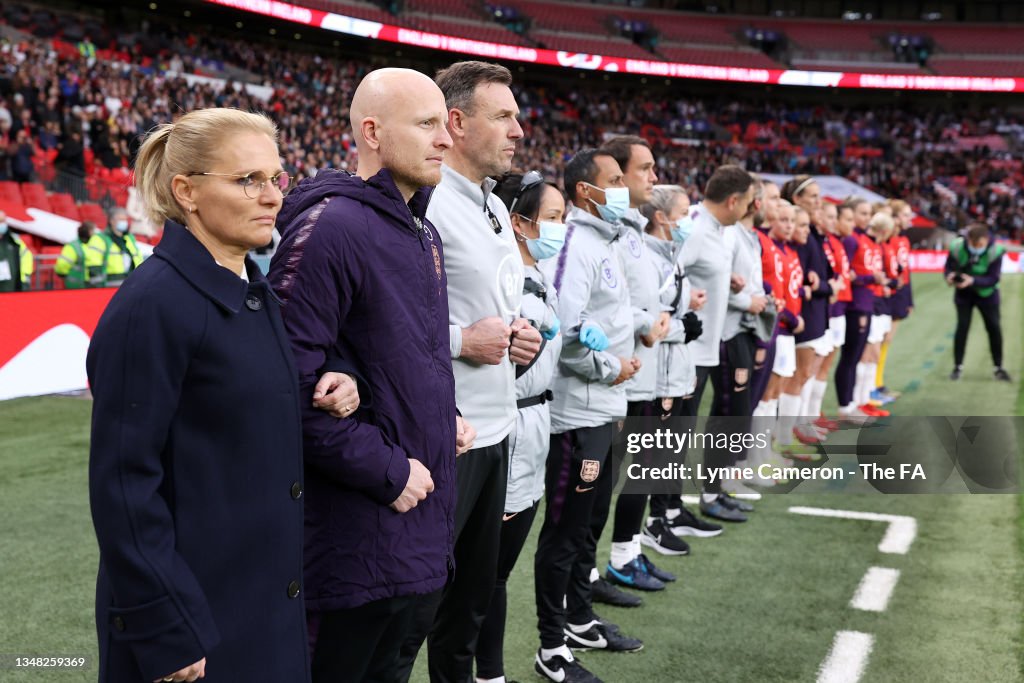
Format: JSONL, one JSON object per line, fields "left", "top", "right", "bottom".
{"left": 589, "top": 185, "right": 629, "bottom": 224}
{"left": 526, "top": 220, "right": 567, "bottom": 261}
{"left": 671, "top": 216, "right": 694, "bottom": 243}
{"left": 967, "top": 244, "right": 987, "bottom": 257}
{"left": 114, "top": 220, "right": 129, "bottom": 234}
{"left": 0, "top": 222, "right": 7, "bottom": 236}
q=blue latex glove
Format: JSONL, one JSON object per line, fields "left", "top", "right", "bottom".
{"left": 542, "top": 315, "right": 561, "bottom": 341}
{"left": 579, "top": 323, "right": 609, "bottom": 352}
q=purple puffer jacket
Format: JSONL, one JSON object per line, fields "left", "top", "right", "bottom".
{"left": 269, "top": 168, "right": 456, "bottom": 611}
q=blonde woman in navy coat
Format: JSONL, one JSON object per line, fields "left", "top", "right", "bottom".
{"left": 87, "top": 108, "right": 357, "bottom": 682}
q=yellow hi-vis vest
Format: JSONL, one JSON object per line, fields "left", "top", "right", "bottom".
{"left": 85, "top": 231, "right": 143, "bottom": 285}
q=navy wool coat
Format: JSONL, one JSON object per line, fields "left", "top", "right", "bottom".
{"left": 87, "top": 221, "right": 310, "bottom": 682}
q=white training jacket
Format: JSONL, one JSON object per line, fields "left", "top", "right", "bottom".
{"left": 648, "top": 236, "right": 697, "bottom": 399}
{"left": 615, "top": 208, "right": 663, "bottom": 403}
{"left": 538, "top": 205, "right": 633, "bottom": 433}
{"left": 505, "top": 264, "right": 562, "bottom": 514}
{"left": 680, "top": 202, "right": 731, "bottom": 368}
{"left": 428, "top": 164, "right": 522, "bottom": 448}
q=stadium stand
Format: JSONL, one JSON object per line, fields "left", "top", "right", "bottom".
{"left": 2, "top": 0, "right": 1023, "bottom": 254}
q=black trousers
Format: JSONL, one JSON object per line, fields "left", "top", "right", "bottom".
{"left": 397, "top": 439, "right": 509, "bottom": 683}
{"left": 310, "top": 595, "right": 421, "bottom": 683}
{"left": 649, "top": 395, "right": 694, "bottom": 518}
{"left": 751, "top": 330, "right": 777, "bottom": 408}
{"left": 475, "top": 501, "right": 540, "bottom": 679}
{"left": 681, "top": 364, "right": 714, "bottom": 416}
{"left": 954, "top": 297, "right": 1003, "bottom": 368}
{"left": 836, "top": 311, "right": 870, "bottom": 407}
{"left": 534, "top": 423, "right": 615, "bottom": 649}
{"left": 711, "top": 333, "right": 757, "bottom": 419}
{"left": 703, "top": 333, "right": 758, "bottom": 492}
{"left": 611, "top": 401, "right": 657, "bottom": 543}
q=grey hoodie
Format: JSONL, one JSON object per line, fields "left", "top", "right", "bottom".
{"left": 616, "top": 208, "right": 663, "bottom": 402}
{"left": 680, "top": 202, "right": 731, "bottom": 367}
{"left": 648, "top": 237, "right": 697, "bottom": 398}
{"left": 506, "top": 265, "right": 562, "bottom": 514}
{"left": 538, "top": 205, "right": 632, "bottom": 433}
{"left": 722, "top": 222, "right": 764, "bottom": 342}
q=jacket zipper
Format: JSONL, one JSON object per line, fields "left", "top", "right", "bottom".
{"left": 411, "top": 208, "right": 456, "bottom": 564}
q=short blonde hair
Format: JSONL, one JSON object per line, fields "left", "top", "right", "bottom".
{"left": 888, "top": 199, "right": 909, "bottom": 215}
{"left": 134, "top": 108, "right": 279, "bottom": 226}
{"left": 868, "top": 211, "right": 894, "bottom": 238}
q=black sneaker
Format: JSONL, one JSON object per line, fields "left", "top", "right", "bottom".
{"left": 699, "top": 496, "right": 748, "bottom": 522}
{"left": 995, "top": 367, "right": 1012, "bottom": 382}
{"left": 640, "top": 518, "right": 690, "bottom": 556}
{"left": 666, "top": 506, "right": 723, "bottom": 538}
{"left": 719, "top": 492, "right": 754, "bottom": 512}
{"left": 950, "top": 366, "right": 962, "bottom": 381}
{"left": 637, "top": 552, "right": 676, "bottom": 582}
{"left": 535, "top": 649, "right": 603, "bottom": 682}
{"left": 605, "top": 559, "right": 665, "bottom": 591}
{"left": 590, "top": 577, "right": 642, "bottom": 608}
{"left": 565, "top": 620, "right": 644, "bottom": 652}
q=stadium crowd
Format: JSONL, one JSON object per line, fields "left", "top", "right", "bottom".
{"left": 0, "top": 6, "right": 1017, "bottom": 683}
{"left": 76, "top": 45, "right": 1014, "bottom": 682}
{"left": 1, "top": 11, "right": 1023, "bottom": 241}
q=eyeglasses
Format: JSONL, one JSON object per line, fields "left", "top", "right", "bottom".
{"left": 188, "top": 171, "right": 292, "bottom": 199}
{"left": 509, "top": 170, "right": 544, "bottom": 215}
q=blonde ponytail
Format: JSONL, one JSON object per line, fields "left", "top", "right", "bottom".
{"left": 132, "top": 108, "right": 279, "bottom": 227}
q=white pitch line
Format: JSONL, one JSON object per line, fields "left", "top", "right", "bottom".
{"left": 850, "top": 567, "right": 900, "bottom": 612}
{"left": 817, "top": 631, "right": 874, "bottom": 683}
{"left": 788, "top": 506, "right": 918, "bottom": 554}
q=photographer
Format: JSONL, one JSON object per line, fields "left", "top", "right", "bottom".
{"left": 944, "top": 222, "right": 1011, "bottom": 382}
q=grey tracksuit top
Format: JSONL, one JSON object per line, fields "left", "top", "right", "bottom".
{"left": 616, "top": 208, "right": 663, "bottom": 403}
{"left": 648, "top": 236, "right": 697, "bottom": 399}
{"left": 680, "top": 202, "right": 731, "bottom": 367}
{"left": 722, "top": 222, "right": 765, "bottom": 343}
{"left": 538, "top": 205, "right": 633, "bottom": 433}
{"left": 505, "top": 264, "right": 562, "bottom": 514}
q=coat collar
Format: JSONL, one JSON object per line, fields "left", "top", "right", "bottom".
{"left": 154, "top": 220, "right": 271, "bottom": 314}
{"left": 364, "top": 167, "right": 434, "bottom": 228}
{"left": 621, "top": 207, "right": 649, "bottom": 234}
{"left": 440, "top": 164, "right": 497, "bottom": 210}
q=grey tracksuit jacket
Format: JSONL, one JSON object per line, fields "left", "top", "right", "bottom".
{"left": 538, "top": 205, "right": 633, "bottom": 433}
{"left": 616, "top": 208, "right": 664, "bottom": 403}
{"left": 505, "top": 264, "right": 562, "bottom": 514}
{"left": 648, "top": 236, "right": 697, "bottom": 399}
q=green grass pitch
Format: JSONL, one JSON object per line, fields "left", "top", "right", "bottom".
{"left": 0, "top": 272, "right": 1021, "bottom": 682}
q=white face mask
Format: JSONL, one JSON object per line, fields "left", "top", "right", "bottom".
{"left": 671, "top": 216, "right": 695, "bottom": 243}
{"left": 523, "top": 220, "right": 567, "bottom": 261}
{"left": 586, "top": 184, "right": 629, "bottom": 223}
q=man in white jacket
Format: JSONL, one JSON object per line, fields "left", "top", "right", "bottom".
{"left": 679, "top": 165, "right": 757, "bottom": 521}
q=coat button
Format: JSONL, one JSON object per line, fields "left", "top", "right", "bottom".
{"left": 113, "top": 616, "right": 125, "bottom": 632}
{"left": 245, "top": 295, "right": 262, "bottom": 311}
{"left": 287, "top": 581, "right": 300, "bottom": 599}
{"left": 290, "top": 482, "right": 303, "bottom": 500}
